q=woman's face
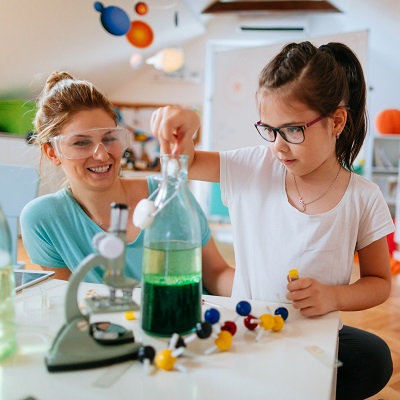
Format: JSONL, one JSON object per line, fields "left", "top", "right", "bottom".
{"left": 259, "top": 93, "right": 339, "bottom": 177}
{"left": 46, "top": 109, "right": 124, "bottom": 191}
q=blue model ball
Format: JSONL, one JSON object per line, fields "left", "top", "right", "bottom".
{"left": 94, "top": 2, "right": 130, "bottom": 36}
{"left": 204, "top": 308, "right": 220, "bottom": 325}
{"left": 274, "top": 307, "right": 289, "bottom": 321}
{"left": 236, "top": 300, "right": 251, "bottom": 316}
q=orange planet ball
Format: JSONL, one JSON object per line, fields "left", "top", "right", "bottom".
{"left": 126, "top": 20, "right": 154, "bottom": 49}
{"left": 135, "top": 2, "right": 148, "bottom": 16}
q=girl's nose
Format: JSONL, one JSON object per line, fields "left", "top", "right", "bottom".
{"left": 273, "top": 131, "right": 289, "bottom": 153}
{"left": 93, "top": 143, "right": 110, "bottom": 160}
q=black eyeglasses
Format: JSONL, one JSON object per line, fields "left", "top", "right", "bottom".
{"left": 254, "top": 115, "right": 325, "bottom": 144}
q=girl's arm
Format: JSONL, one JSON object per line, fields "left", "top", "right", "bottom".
{"left": 151, "top": 106, "right": 220, "bottom": 182}
{"left": 201, "top": 237, "right": 235, "bottom": 297}
{"left": 286, "top": 237, "right": 391, "bottom": 317}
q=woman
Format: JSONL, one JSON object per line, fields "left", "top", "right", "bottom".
{"left": 20, "top": 71, "right": 234, "bottom": 296}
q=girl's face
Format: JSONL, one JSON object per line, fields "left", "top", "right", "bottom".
{"left": 259, "top": 93, "right": 340, "bottom": 177}
{"left": 45, "top": 109, "right": 122, "bottom": 191}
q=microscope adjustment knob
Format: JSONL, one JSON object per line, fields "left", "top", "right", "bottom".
{"left": 98, "top": 235, "right": 125, "bottom": 259}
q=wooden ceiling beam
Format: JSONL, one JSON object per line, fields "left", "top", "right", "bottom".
{"left": 202, "top": 1, "right": 342, "bottom": 14}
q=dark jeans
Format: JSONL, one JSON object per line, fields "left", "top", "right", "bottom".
{"left": 336, "top": 325, "right": 393, "bottom": 400}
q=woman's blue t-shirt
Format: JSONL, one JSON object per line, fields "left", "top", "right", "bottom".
{"left": 20, "top": 176, "right": 211, "bottom": 283}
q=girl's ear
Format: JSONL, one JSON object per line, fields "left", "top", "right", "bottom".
{"left": 44, "top": 143, "right": 61, "bottom": 166}
{"left": 333, "top": 107, "right": 347, "bottom": 139}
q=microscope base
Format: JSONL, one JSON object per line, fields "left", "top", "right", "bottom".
{"left": 45, "top": 317, "right": 140, "bottom": 372}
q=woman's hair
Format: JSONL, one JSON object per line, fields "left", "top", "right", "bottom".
{"left": 257, "top": 41, "right": 367, "bottom": 170}
{"left": 31, "top": 71, "right": 118, "bottom": 184}
{"left": 34, "top": 71, "right": 117, "bottom": 148}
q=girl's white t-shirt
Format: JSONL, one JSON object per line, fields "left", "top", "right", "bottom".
{"left": 220, "top": 145, "right": 395, "bottom": 302}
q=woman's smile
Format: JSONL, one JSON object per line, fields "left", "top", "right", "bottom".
{"left": 87, "top": 164, "right": 112, "bottom": 174}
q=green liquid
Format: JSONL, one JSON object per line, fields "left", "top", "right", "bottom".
{"left": 0, "top": 260, "right": 17, "bottom": 361}
{"left": 141, "top": 243, "right": 202, "bottom": 336}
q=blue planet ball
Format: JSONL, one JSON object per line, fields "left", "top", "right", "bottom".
{"left": 94, "top": 2, "right": 130, "bottom": 36}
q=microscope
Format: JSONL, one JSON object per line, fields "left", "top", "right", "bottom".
{"left": 46, "top": 203, "right": 141, "bottom": 372}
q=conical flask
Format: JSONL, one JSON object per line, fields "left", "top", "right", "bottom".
{"left": 140, "top": 154, "right": 202, "bottom": 336}
{"left": 0, "top": 205, "right": 17, "bottom": 360}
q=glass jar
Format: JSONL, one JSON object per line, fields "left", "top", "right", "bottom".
{"left": 140, "top": 155, "right": 202, "bottom": 336}
{"left": 0, "top": 205, "right": 17, "bottom": 360}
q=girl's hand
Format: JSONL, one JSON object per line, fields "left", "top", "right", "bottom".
{"left": 151, "top": 106, "right": 200, "bottom": 155}
{"left": 286, "top": 277, "right": 337, "bottom": 317}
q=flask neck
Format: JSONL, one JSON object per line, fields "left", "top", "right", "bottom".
{"left": 160, "top": 154, "right": 188, "bottom": 184}
{"left": 155, "top": 155, "right": 189, "bottom": 208}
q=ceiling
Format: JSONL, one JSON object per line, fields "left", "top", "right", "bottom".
{"left": 202, "top": 1, "right": 340, "bottom": 13}
{"left": 0, "top": 0, "right": 341, "bottom": 100}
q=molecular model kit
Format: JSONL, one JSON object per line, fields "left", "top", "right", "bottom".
{"left": 137, "top": 298, "right": 291, "bottom": 374}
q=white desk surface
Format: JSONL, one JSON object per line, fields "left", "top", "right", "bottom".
{"left": 2, "top": 279, "right": 340, "bottom": 400}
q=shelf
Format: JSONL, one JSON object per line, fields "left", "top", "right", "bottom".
{"left": 364, "top": 133, "right": 400, "bottom": 218}
{"left": 0, "top": 132, "right": 27, "bottom": 139}
{"left": 372, "top": 167, "right": 398, "bottom": 174}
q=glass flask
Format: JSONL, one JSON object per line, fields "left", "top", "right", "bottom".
{"left": 140, "top": 154, "right": 202, "bottom": 336}
{"left": 0, "top": 205, "right": 17, "bottom": 360}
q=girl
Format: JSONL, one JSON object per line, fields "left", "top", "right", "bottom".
{"left": 151, "top": 42, "right": 394, "bottom": 399}
{"left": 20, "top": 71, "right": 234, "bottom": 296}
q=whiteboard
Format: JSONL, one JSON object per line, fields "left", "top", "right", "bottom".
{"left": 205, "top": 30, "right": 369, "bottom": 152}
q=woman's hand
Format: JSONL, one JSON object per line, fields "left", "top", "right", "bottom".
{"left": 151, "top": 106, "right": 200, "bottom": 157}
{"left": 286, "top": 277, "right": 337, "bottom": 317}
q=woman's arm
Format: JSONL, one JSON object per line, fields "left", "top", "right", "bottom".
{"left": 41, "top": 266, "right": 71, "bottom": 280}
{"left": 151, "top": 106, "right": 220, "bottom": 182}
{"left": 201, "top": 237, "right": 235, "bottom": 297}
{"left": 286, "top": 237, "right": 391, "bottom": 317}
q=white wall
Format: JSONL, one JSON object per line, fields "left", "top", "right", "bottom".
{"left": 110, "top": 0, "right": 400, "bottom": 137}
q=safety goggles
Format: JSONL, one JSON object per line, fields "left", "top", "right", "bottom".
{"left": 50, "top": 127, "right": 130, "bottom": 159}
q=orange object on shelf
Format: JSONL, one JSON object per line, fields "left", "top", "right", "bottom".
{"left": 375, "top": 109, "right": 400, "bottom": 134}
{"left": 390, "top": 257, "right": 400, "bottom": 275}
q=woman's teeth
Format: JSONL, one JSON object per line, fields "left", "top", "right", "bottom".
{"left": 88, "top": 165, "right": 110, "bottom": 173}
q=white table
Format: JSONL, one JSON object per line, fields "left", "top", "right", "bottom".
{"left": 2, "top": 279, "right": 340, "bottom": 400}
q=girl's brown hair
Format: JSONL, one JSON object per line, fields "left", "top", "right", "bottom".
{"left": 257, "top": 41, "right": 367, "bottom": 170}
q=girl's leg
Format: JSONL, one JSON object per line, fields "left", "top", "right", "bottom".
{"left": 336, "top": 325, "right": 392, "bottom": 400}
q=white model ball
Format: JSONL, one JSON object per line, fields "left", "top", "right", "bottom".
{"left": 133, "top": 199, "right": 157, "bottom": 229}
{"left": 167, "top": 158, "right": 179, "bottom": 176}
